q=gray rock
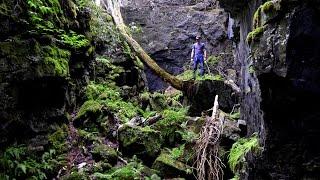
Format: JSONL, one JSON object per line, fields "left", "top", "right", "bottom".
{"left": 122, "top": 0, "right": 233, "bottom": 90}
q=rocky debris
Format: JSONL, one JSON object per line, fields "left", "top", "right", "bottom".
{"left": 90, "top": 143, "right": 118, "bottom": 164}
{"left": 118, "top": 124, "right": 164, "bottom": 162}
{"left": 152, "top": 151, "right": 192, "bottom": 178}
{"left": 121, "top": 0, "right": 233, "bottom": 90}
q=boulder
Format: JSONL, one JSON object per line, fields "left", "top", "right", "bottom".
{"left": 118, "top": 125, "right": 164, "bottom": 162}
{"left": 91, "top": 143, "right": 118, "bottom": 165}
{"left": 152, "top": 151, "right": 192, "bottom": 178}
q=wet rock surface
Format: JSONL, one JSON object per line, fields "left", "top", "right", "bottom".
{"left": 224, "top": 0, "right": 320, "bottom": 179}
{"left": 121, "top": 0, "right": 233, "bottom": 90}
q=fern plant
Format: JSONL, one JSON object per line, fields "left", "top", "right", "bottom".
{"left": 228, "top": 133, "right": 262, "bottom": 173}
{"left": 0, "top": 145, "right": 60, "bottom": 179}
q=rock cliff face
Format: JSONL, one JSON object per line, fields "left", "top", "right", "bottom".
{"left": 121, "top": 0, "right": 233, "bottom": 90}
{"left": 0, "top": 0, "right": 145, "bottom": 149}
{"left": 0, "top": 0, "right": 93, "bottom": 146}
{"left": 220, "top": 0, "right": 320, "bottom": 179}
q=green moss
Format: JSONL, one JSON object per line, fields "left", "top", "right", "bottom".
{"left": 76, "top": 100, "right": 103, "bottom": 120}
{"left": 63, "top": 172, "right": 89, "bottom": 180}
{"left": 149, "top": 92, "right": 168, "bottom": 111}
{"left": 253, "top": 7, "right": 262, "bottom": 29}
{"left": 94, "top": 160, "right": 155, "bottom": 180}
{"left": 96, "top": 56, "right": 126, "bottom": 81}
{"left": 228, "top": 133, "right": 261, "bottom": 173}
{"left": 231, "top": 174, "right": 240, "bottom": 180}
{"left": 91, "top": 144, "right": 117, "bottom": 162}
{"left": 246, "top": 26, "right": 264, "bottom": 44}
{"left": 176, "top": 129, "right": 198, "bottom": 143}
{"left": 153, "top": 108, "right": 188, "bottom": 144}
{"left": 80, "top": 82, "right": 141, "bottom": 122}
{"left": 134, "top": 56, "right": 144, "bottom": 69}
{"left": 0, "top": 2, "right": 12, "bottom": 16}
{"left": 78, "top": 129, "right": 100, "bottom": 143}
{"left": 38, "top": 45, "right": 71, "bottom": 77}
{"left": 27, "top": 0, "right": 64, "bottom": 33}
{"left": 249, "top": 65, "right": 255, "bottom": 73}
{"left": 261, "top": 1, "right": 275, "bottom": 14}
{"left": 152, "top": 151, "right": 192, "bottom": 176}
{"left": 59, "top": 31, "right": 90, "bottom": 49}
{"left": 207, "top": 55, "right": 221, "bottom": 66}
{"left": 118, "top": 125, "right": 163, "bottom": 157}
{"left": 177, "top": 70, "right": 224, "bottom": 81}
{"left": 230, "top": 111, "right": 240, "bottom": 120}
{"left": 48, "top": 125, "right": 68, "bottom": 153}
{"left": 85, "top": 82, "right": 121, "bottom": 100}
{"left": 167, "top": 144, "right": 185, "bottom": 160}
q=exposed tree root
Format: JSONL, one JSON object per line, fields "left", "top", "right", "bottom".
{"left": 195, "top": 95, "right": 224, "bottom": 180}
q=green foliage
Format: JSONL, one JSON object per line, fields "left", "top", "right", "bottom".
{"left": 228, "top": 134, "right": 261, "bottom": 173}
{"left": 230, "top": 111, "right": 240, "bottom": 120}
{"left": 78, "top": 82, "right": 141, "bottom": 122}
{"left": 48, "top": 125, "right": 69, "bottom": 153}
{"left": 246, "top": 26, "right": 264, "bottom": 44}
{"left": 60, "top": 31, "right": 90, "bottom": 49}
{"left": 152, "top": 108, "right": 188, "bottom": 144}
{"left": 39, "top": 45, "right": 71, "bottom": 77}
{"left": 0, "top": 145, "right": 60, "bottom": 179}
{"left": 159, "top": 108, "right": 188, "bottom": 126}
{"left": 119, "top": 125, "right": 163, "bottom": 157}
{"left": 177, "top": 70, "right": 223, "bottom": 81}
{"left": 75, "top": 0, "right": 91, "bottom": 8}
{"left": 207, "top": 55, "right": 221, "bottom": 66}
{"left": 96, "top": 56, "right": 125, "bottom": 81}
{"left": 94, "top": 158, "right": 155, "bottom": 180}
{"left": 152, "top": 151, "right": 192, "bottom": 175}
{"left": 167, "top": 144, "right": 185, "bottom": 160}
{"left": 253, "top": 7, "right": 262, "bottom": 29}
{"left": 27, "top": 0, "right": 63, "bottom": 33}
{"left": 249, "top": 65, "right": 255, "bottom": 73}
{"left": 176, "top": 129, "right": 198, "bottom": 142}
{"left": 76, "top": 100, "right": 103, "bottom": 119}
{"left": 231, "top": 174, "right": 240, "bottom": 180}
{"left": 0, "top": 2, "right": 12, "bottom": 16}
{"left": 261, "top": 1, "right": 275, "bottom": 14}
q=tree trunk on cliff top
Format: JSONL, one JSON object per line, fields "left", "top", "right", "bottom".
{"left": 104, "top": 0, "right": 188, "bottom": 91}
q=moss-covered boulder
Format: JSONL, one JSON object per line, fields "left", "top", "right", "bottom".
{"left": 91, "top": 143, "right": 118, "bottom": 165}
{"left": 152, "top": 151, "right": 192, "bottom": 178}
{"left": 118, "top": 125, "right": 163, "bottom": 161}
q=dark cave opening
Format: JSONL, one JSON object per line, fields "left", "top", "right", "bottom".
{"left": 258, "top": 73, "right": 320, "bottom": 178}
{"left": 16, "top": 78, "right": 67, "bottom": 110}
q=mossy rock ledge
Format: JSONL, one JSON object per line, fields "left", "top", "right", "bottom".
{"left": 118, "top": 125, "right": 164, "bottom": 162}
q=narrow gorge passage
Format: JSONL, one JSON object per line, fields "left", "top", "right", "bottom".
{"left": 1, "top": 0, "right": 320, "bottom": 180}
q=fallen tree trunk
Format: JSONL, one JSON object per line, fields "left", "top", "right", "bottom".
{"left": 102, "top": 0, "right": 241, "bottom": 97}
{"left": 103, "top": 0, "right": 186, "bottom": 91}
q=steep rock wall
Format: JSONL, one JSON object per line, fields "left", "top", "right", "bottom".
{"left": 121, "top": 0, "right": 233, "bottom": 90}
{"left": 220, "top": 0, "right": 320, "bottom": 179}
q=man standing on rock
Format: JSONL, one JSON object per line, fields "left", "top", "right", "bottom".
{"left": 191, "top": 35, "right": 207, "bottom": 79}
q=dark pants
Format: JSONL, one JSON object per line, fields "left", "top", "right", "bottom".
{"left": 193, "top": 55, "right": 204, "bottom": 76}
